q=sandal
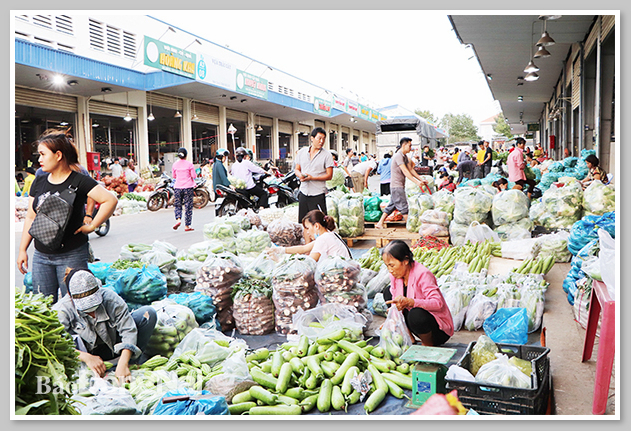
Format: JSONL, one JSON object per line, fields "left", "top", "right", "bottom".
{"left": 173, "top": 221, "right": 181, "bottom": 230}
{"left": 184, "top": 226, "right": 194, "bottom": 232}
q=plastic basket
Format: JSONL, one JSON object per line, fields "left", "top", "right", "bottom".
{"left": 445, "top": 342, "right": 550, "bottom": 415}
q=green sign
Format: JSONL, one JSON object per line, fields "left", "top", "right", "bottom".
{"left": 527, "top": 123, "right": 540, "bottom": 132}
{"left": 313, "top": 97, "right": 332, "bottom": 117}
{"left": 143, "top": 36, "right": 196, "bottom": 79}
{"left": 236, "top": 69, "right": 268, "bottom": 100}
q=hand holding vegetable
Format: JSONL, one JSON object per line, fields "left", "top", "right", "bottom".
{"left": 79, "top": 351, "right": 107, "bottom": 377}
{"left": 115, "top": 349, "right": 133, "bottom": 383}
{"left": 386, "top": 296, "right": 414, "bottom": 311}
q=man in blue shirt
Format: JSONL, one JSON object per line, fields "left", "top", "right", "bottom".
{"left": 377, "top": 153, "right": 392, "bottom": 196}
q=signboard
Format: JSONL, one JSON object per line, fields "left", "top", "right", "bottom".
{"left": 197, "top": 55, "right": 236, "bottom": 91}
{"left": 527, "top": 123, "right": 540, "bottom": 132}
{"left": 236, "top": 69, "right": 268, "bottom": 100}
{"left": 333, "top": 95, "right": 347, "bottom": 113}
{"left": 144, "top": 36, "right": 196, "bottom": 79}
{"left": 313, "top": 97, "right": 332, "bottom": 117}
{"left": 358, "top": 104, "right": 371, "bottom": 121}
{"left": 347, "top": 100, "right": 359, "bottom": 116}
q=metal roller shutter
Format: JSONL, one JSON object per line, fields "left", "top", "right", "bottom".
{"left": 314, "top": 119, "right": 325, "bottom": 129}
{"left": 296, "top": 123, "right": 310, "bottom": 135}
{"left": 565, "top": 59, "right": 573, "bottom": 88}
{"left": 226, "top": 108, "right": 248, "bottom": 122}
{"left": 150, "top": 92, "right": 180, "bottom": 110}
{"left": 15, "top": 86, "right": 77, "bottom": 112}
{"left": 341, "top": 126, "right": 350, "bottom": 135}
{"left": 258, "top": 116, "right": 273, "bottom": 127}
{"left": 572, "top": 58, "right": 581, "bottom": 110}
{"left": 89, "top": 100, "right": 138, "bottom": 118}
{"left": 584, "top": 20, "right": 599, "bottom": 56}
{"left": 278, "top": 120, "right": 293, "bottom": 134}
{"left": 192, "top": 101, "right": 219, "bottom": 124}
{"left": 601, "top": 15, "right": 615, "bottom": 40}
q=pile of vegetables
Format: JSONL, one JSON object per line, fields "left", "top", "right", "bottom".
{"left": 431, "top": 190, "right": 455, "bottom": 216}
{"left": 491, "top": 190, "right": 532, "bottom": 241}
{"left": 531, "top": 178, "right": 584, "bottom": 230}
{"left": 315, "top": 256, "right": 367, "bottom": 315}
{"left": 235, "top": 229, "right": 272, "bottom": 257}
{"left": 226, "top": 333, "right": 413, "bottom": 415}
{"left": 412, "top": 240, "right": 499, "bottom": 278}
{"left": 167, "top": 292, "right": 217, "bottom": 326}
{"left": 536, "top": 231, "right": 572, "bottom": 263}
{"left": 509, "top": 255, "right": 556, "bottom": 275}
{"left": 450, "top": 187, "right": 494, "bottom": 246}
{"left": 363, "top": 195, "right": 382, "bottom": 223}
{"left": 120, "top": 192, "right": 147, "bottom": 202}
{"left": 358, "top": 247, "right": 383, "bottom": 272}
{"left": 102, "top": 174, "right": 130, "bottom": 196}
{"left": 144, "top": 301, "right": 199, "bottom": 358}
{"left": 271, "top": 255, "right": 319, "bottom": 335}
{"left": 228, "top": 175, "right": 247, "bottom": 190}
{"left": 337, "top": 194, "right": 365, "bottom": 238}
{"left": 119, "top": 243, "right": 153, "bottom": 261}
{"left": 418, "top": 209, "right": 450, "bottom": 238}
{"left": 582, "top": 180, "right": 615, "bottom": 216}
{"left": 267, "top": 219, "right": 304, "bottom": 247}
{"left": 406, "top": 194, "right": 434, "bottom": 233}
{"left": 411, "top": 235, "right": 450, "bottom": 251}
{"left": 15, "top": 289, "right": 80, "bottom": 415}
{"left": 195, "top": 253, "right": 244, "bottom": 331}
{"left": 231, "top": 276, "right": 275, "bottom": 335}
{"left": 326, "top": 167, "right": 346, "bottom": 190}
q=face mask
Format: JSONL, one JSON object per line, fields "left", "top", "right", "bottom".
{"left": 81, "top": 305, "right": 99, "bottom": 313}
{"left": 314, "top": 233, "right": 320, "bottom": 239}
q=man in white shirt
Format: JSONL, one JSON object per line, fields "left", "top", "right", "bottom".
{"left": 109, "top": 157, "right": 122, "bottom": 178}
{"left": 350, "top": 159, "right": 377, "bottom": 194}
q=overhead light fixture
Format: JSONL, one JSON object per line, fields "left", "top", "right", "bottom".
{"left": 518, "top": 96, "right": 524, "bottom": 102}
{"left": 257, "top": 125, "right": 263, "bottom": 132}
{"left": 486, "top": 74, "right": 493, "bottom": 80}
{"left": 534, "top": 46, "right": 551, "bottom": 58}
{"left": 52, "top": 75, "right": 64, "bottom": 85}
{"left": 230, "top": 96, "right": 237, "bottom": 100}
{"left": 147, "top": 92, "right": 154, "bottom": 121}
{"left": 67, "top": 80, "right": 79, "bottom": 86}
{"left": 524, "top": 71, "right": 540, "bottom": 82}
{"left": 524, "top": 60, "right": 539, "bottom": 73}
{"left": 536, "top": 20, "right": 556, "bottom": 46}
{"left": 101, "top": 87, "right": 112, "bottom": 93}
{"left": 174, "top": 97, "right": 182, "bottom": 118}
{"left": 192, "top": 114, "right": 199, "bottom": 121}
{"left": 92, "top": 122, "right": 99, "bottom": 128}
{"left": 240, "top": 99, "right": 247, "bottom": 103}
{"left": 123, "top": 92, "right": 132, "bottom": 122}
{"left": 60, "top": 120, "right": 69, "bottom": 126}
{"left": 539, "top": 14, "right": 562, "bottom": 20}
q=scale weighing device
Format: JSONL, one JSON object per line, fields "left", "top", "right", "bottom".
{"left": 400, "top": 345, "right": 457, "bottom": 408}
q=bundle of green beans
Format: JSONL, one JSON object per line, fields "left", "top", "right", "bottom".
{"left": 228, "top": 331, "right": 414, "bottom": 415}
{"left": 15, "top": 289, "right": 80, "bottom": 415}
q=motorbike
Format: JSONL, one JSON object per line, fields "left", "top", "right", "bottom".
{"left": 147, "top": 173, "right": 210, "bottom": 211}
{"left": 91, "top": 203, "right": 110, "bottom": 236}
{"left": 278, "top": 170, "right": 301, "bottom": 201}
{"left": 215, "top": 172, "right": 272, "bottom": 217}
{"left": 265, "top": 176, "right": 298, "bottom": 208}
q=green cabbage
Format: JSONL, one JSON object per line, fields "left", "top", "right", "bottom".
{"left": 338, "top": 194, "right": 365, "bottom": 237}
{"left": 582, "top": 180, "right": 615, "bottom": 216}
{"left": 493, "top": 218, "right": 533, "bottom": 241}
{"left": 326, "top": 167, "right": 346, "bottom": 189}
{"left": 326, "top": 196, "right": 339, "bottom": 226}
{"left": 453, "top": 187, "right": 493, "bottom": 226}
{"left": 541, "top": 179, "right": 583, "bottom": 218}
{"left": 432, "top": 190, "right": 455, "bottom": 215}
{"left": 536, "top": 231, "right": 572, "bottom": 262}
{"left": 406, "top": 194, "right": 434, "bottom": 232}
{"left": 492, "top": 189, "right": 531, "bottom": 226}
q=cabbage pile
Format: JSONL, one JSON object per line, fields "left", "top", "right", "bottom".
{"left": 582, "top": 180, "right": 615, "bottom": 216}
{"left": 406, "top": 193, "right": 434, "bottom": 233}
{"left": 531, "top": 179, "right": 584, "bottom": 230}
{"left": 450, "top": 187, "right": 494, "bottom": 246}
{"left": 405, "top": 175, "right": 435, "bottom": 197}
{"left": 491, "top": 190, "right": 532, "bottom": 241}
{"left": 432, "top": 190, "right": 455, "bottom": 217}
{"left": 536, "top": 231, "right": 572, "bottom": 263}
{"left": 337, "top": 193, "right": 365, "bottom": 238}
{"left": 326, "top": 167, "right": 346, "bottom": 190}
{"left": 326, "top": 195, "right": 339, "bottom": 227}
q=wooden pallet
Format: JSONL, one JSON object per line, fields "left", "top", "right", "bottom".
{"left": 343, "top": 228, "right": 396, "bottom": 247}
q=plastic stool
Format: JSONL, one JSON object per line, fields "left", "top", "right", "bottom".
{"left": 581, "top": 280, "right": 615, "bottom": 415}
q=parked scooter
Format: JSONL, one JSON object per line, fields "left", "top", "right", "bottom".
{"left": 215, "top": 172, "right": 271, "bottom": 217}
{"left": 91, "top": 203, "right": 110, "bottom": 236}
{"left": 147, "top": 173, "right": 210, "bottom": 211}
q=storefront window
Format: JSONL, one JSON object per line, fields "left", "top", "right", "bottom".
{"left": 341, "top": 132, "right": 349, "bottom": 151}
{"left": 92, "top": 114, "right": 137, "bottom": 163}
{"left": 329, "top": 131, "right": 337, "bottom": 151}
{"left": 148, "top": 105, "right": 182, "bottom": 164}
{"left": 279, "top": 132, "right": 291, "bottom": 160}
{"left": 192, "top": 122, "right": 217, "bottom": 164}
{"left": 14, "top": 105, "right": 75, "bottom": 171}
{"left": 298, "top": 132, "right": 309, "bottom": 148}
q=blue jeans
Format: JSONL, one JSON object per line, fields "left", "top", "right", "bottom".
{"left": 31, "top": 242, "right": 90, "bottom": 304}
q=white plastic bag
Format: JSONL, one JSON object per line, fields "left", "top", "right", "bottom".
{"left": 464, "top": 221, "right": 500, "bottom": 244}
{"left": 378, "top": 306, "right": 414, "bottom": 358}
{"left": 205, "top": 349, "right": 251, "bottom": 397}
{"left": 474, "top": 354, "right": 532, "bottom": 389}
{"left": 500, "top": 238, "right": 541, "bottom": 261}
{"left": 291, "top": 303, "right": 366, "bottom": 342}
{"left": 598, "top": 228, "right": 615, "bottom": 300}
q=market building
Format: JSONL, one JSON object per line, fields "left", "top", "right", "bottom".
{"left": 449, "top": 14, "right": 616, "bottom": 174}
{"left": 14, "top": 14, "right": 392, "bottom": 175}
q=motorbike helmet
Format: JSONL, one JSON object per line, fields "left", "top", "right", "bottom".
{"left": 246, "top": 149, "right": 254, "bottom": 160}
{"left": 330, "top": 150, "right": 339, "bottom": 161}
{"left": 235, "top": 147, "right": 247, "bottom": 156}
{"left": 177, "top": 147, "right": 188, "bottom": 159}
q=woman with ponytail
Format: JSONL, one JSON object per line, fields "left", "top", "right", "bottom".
{"left": 17, "top": 129, "right": 117, "bottom": 303}
{"left": 276, "top": 209, "right": 351, "bottom": 261}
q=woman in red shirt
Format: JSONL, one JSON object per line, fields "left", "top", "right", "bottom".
{"left": 382, "top": 240, "right": 454, "bottom": 346}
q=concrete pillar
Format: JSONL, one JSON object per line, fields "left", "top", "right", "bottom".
{"left": 182, "top": 99, "right": 193, "bottom": 159}
{"left": 136, "top": 103, "right": 150, "bottom": 171}
{"left": 247, "top": 111, "right": 256, "bottom": 160}
{"left": 76, "top": 96, "right": 90, "bottom": 168}
{"left": 272, "top": 117, "right": 280, "bottom": 161}
{"left": 218, "top": 106, "right": 227, "bottom": 150}
{"left": 324, "top": 120, "right": 331, "bottom": 150}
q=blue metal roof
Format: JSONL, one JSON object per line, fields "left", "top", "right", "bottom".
{"left": 15, "top": 39, "right": 192, "bottom": 90}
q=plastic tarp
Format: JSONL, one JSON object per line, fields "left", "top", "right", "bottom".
{"left": 376, "top": 116, "right": 437, "bottom": 140}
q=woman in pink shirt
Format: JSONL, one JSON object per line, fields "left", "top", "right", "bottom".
{"left": 381, "top": 240, "right": 454, "bottom": 346}
{"left": 172, "top": 147, "right": 197, "bottom": 231}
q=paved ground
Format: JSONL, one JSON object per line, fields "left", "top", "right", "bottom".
{"left": 12, "top": 174, "right": 616, "bottom": 416}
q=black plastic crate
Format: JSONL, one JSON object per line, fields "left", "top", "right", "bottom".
{"left": 445, "top": 342, "right": 550, "bottom": 415}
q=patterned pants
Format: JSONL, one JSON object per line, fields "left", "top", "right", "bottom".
{"left": 174, "top": 187, "right": 194, "bottom": 226}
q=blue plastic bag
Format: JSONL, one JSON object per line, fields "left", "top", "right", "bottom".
{"left": 168, "top": 292, "right": 217, "bottom": 325}
{"left": 23, "top": 272, "right": 33, "bottom": 293}
{"left": 568, "top": 212, "right": 615, "bottom": 255}
{"left": 116, "top": 265, "right": 167, "bottom": 305}
{"left": 483, "top": 307, "right": 528, "bottom": 345}
{"left": 152, "top": 389, "right": 229, "bottom": 415}
{"left": 88, "top": 262, "right": 112, "bottom": 284}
